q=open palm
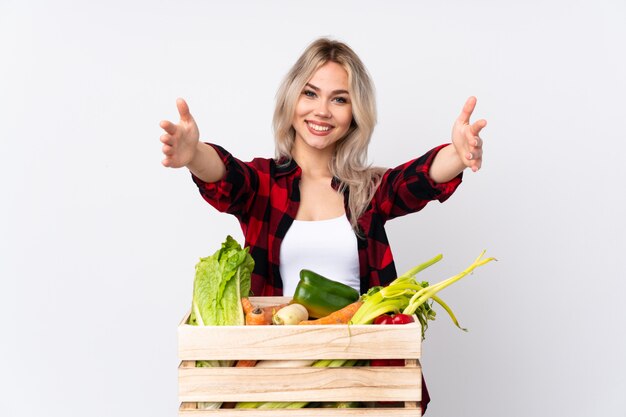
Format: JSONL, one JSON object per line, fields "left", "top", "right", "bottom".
{"left": 451, "top": 96, "right": 487, "bottom": 172}
{"left": 159, "top": 98, "right": 200, "bottom": 168}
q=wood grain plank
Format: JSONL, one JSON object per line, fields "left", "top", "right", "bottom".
{"left": 179, "top": 366, "right": 421, "bottom": 403}
{"left": 178, "top": 323, "right": 421, "bottom": 361}
{"left": 178, "top": 406, "right": 421, "bottom": 416}
{"left": 250, "top": 296, "right": 291, "bottom": 307}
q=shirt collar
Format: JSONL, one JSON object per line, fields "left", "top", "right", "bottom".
{"left": 274, "top": 157, "right": 299, "bottom": 177}
{"left": 274, "top": 157, "right": 341, "bottom": 192}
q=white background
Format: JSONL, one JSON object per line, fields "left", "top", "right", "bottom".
{"left": 2, "top": 1, "right": 625, "bottom": 416}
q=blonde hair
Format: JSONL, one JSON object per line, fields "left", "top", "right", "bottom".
{"left": 273, "top": 38, "right": 385, "bottom": 232}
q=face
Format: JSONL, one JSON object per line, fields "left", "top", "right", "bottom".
{"left": 292, "top": 61, "right": 353, "bottom": 154}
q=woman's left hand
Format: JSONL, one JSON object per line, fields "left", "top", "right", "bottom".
{"left": 451, "top": 96, "right": 487, "bottom": 172}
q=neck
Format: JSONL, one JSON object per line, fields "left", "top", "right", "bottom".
{"left": 292, "top": 140, "right": 335, "bottom": 179}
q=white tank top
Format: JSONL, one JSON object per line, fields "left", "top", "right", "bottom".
{"left": 279, "top": 215, "right": 360, "bottom": 297}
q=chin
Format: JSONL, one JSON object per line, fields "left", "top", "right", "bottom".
{"left": 306, "top": 139, "right": 335, "bottom": 151}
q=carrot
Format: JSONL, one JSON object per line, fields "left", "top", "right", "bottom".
{"left": 235, "top": 359, "right": 257, "bottom": 367}
{"left": 245, "top": 307, "right": 270, "bottom": 325}
{"left": 242, "top": 298, "right": 289, "bottom": 325}
{"left": 241, "top": 297, "right": 255, "bottom": 315}
{"left": 298, "top": 301, "right": 364, "bottom": 325}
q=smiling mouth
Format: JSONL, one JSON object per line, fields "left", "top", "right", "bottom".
{"left": 306, "top": 121, "right": 333, "bottom": 132}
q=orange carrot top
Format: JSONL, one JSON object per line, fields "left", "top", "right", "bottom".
{"left": 298, "top": 301, "right": 363, "bottom": 325}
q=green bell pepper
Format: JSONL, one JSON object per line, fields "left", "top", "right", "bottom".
{"left": 292, "top": 269, "right": 360, "bottom": 319}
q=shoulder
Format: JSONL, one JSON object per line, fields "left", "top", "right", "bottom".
{"left": 208, "top": 143, "right": 275, "bottom": 173}
{"left": 248, "top": 156, "right": 276, "bottom": 172}
{"left": 206, "top": 142, "right": 300, "bottom": 182}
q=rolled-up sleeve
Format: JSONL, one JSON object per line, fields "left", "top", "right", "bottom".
{"left": 191, "top": 143, "right": 259, "bottom": 219}
{"left": 373, "top": 144, "right": 463, "bottom": 221}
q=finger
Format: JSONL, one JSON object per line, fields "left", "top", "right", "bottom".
{"left": 456, "top": 96, "right": 477, "bottom": 124}
{"left": 162, "top": 144, "right": 174, "bottom": 156}
{"left": 466, "top": 152, "right": 482, "bottom": 172}
{"left": 176, "top": 98, "right": 192, "bottom": 122}
{"left": 159, "top": 120, "right": 177, "bottom": 136}
{"left": 160, "top": 133, "right": 173, "bottom": 146}
{"left": 466, "top": 147, "right": 483, "bottom": 161}
{"left": 469, "top": 118, "right": 487, "bottom": 136}
{"left": 471, "top": 158, "right": 482, "bottom": 172}
{"left": 470, "top": 135, "right": 483, "bottom": 148}
{"left": 465, "top": 124, "right": 479, "bottom": 147}
{"left": 471, "top": 148, "right": 483, "bottom": 160}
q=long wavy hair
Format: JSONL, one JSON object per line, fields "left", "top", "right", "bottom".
{"left": 273, "top": 38, "right": 385, "bottom": 232}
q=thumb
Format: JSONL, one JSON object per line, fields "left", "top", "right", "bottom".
{"left": 176, "top": 98, "right": 193, "bottom": 122}
{"left": 456, "top": 96, "right": 477, "bottom": 125}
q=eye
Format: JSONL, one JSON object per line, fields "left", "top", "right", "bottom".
{"left": 302, "top": 89, "right": 317, "bottom": 98}
{"left": 333, "top": 96, "right": 349, "bottom": 104}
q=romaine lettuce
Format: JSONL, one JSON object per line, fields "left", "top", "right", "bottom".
{"left": 189, "top": 235, "right": 254, "bottom": 327}
{"left": 188, "top": 236, "right": 255, "bottom": 410}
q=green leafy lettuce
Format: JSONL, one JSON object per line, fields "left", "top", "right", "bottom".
{"left": 189, "top": 235, "right": 254, "bottom": 327}
{"left": 187, "top": 236, "right": 254, "bottom": 409}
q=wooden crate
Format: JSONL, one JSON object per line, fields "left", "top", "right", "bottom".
{"left": 178, "top": 297, "right": 423, "bottom": 416}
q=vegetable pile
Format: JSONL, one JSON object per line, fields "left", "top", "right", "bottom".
{"left": 186, "top": 236, "right": 496, "bottom": 410}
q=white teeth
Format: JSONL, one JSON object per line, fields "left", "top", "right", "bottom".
{"left": 308, "top": 122, "right": 331, "bottom": 132}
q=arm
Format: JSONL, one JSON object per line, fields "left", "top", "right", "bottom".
{"left": 373, "top": 144, "right": 463, "bottom": 221}
{"left": 191, "top": 144, "right": 260, "bottom": 218}
{"left": 159, "top": 98, "right": 226, "bottom": 183}
{"left": 429, "top": 96, "right": 487, "bottom": 183}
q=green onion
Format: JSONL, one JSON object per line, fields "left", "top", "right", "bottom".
{"left": 351, "top": 250, "right": 496, "bottom": 339}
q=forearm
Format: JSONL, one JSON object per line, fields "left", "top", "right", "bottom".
{"left": 428, "top": 144, "right": 465, "bottom": 184}
{"left": 187, "top": 142, "right": 226, "bottom": 183}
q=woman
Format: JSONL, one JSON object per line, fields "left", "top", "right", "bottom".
{"left": 159, "top": 37, "right": 486, "bottom": 297}
{"left": 159, "top": 38, "right": 486, "bottom": 412}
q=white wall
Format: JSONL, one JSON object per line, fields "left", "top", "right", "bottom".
{"left": 2, "top": 1, "right": 625, "bottom": 416}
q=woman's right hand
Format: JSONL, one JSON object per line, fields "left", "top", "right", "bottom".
{"left": 159, "top": 98, "right": 200, "bottom": 168}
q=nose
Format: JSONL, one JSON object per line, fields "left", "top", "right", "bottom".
{"left": 315, "top": 101, "right": 331, "bottom": 118}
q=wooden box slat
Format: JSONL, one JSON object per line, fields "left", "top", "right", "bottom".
{"left": 178, "top": 298, "right": 421, "bottom": 361}
{"left": 179, "top": 365, "right": 422, "bottom": 402}
{"left": 178, "top": 407, "right": 422, "bottom": 416}
{"left": 178, "top": 322, "right": 421, "bottom": 361}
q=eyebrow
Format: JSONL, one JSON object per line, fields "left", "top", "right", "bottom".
{"left": 305, "top": 83, "right": 349, "bottom": 95}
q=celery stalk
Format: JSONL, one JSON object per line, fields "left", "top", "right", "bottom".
{"left": 351, "top": 299, "right": 407, "bottom": 324}
{"left": 396, "top": 253, "right": 443, "bottom": 279}
{"left": 428, "top": 294, "right": 466, "bottom": 331}
{"left": 404, "top": 251, "right": 496, "bottom": 316}
{"left": 257, "top": 402, "right": 308, "bottom": 409}
{"left": 234, "top": 402, "right": 263, "bottom": 408}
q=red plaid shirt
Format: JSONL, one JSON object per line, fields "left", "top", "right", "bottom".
{"left": 192, "top": 143, "right": 462, "bottom": 297}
